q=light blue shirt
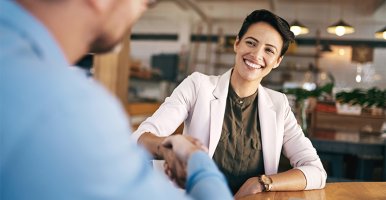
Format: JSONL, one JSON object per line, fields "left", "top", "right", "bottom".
{"left": 0, "top": 1, "right": 232, "bottom": 199}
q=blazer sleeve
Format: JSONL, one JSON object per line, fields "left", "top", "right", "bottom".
{"left": 280, "top": 94, "right": 327, "bottom": 190}
{"left": 131, "top": 72, "right": 202, "bottom": 142}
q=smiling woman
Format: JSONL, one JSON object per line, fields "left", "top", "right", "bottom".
{"left": 1, "top": 0, "right": 236, "bottom": 199}
{"left": 132, "top": 9, "right": 327, "bottom": 199}
{"left": 232, "top": 22, "right": 284, "bottom": 96}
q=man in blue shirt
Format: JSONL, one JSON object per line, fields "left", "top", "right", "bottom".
{"left": 0, "top": 0, "right": 232, "bottom": 199}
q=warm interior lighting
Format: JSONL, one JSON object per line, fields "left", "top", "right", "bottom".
{"left": 338, "top": 49, "right": 345, "bottom": 56}
{"left": 327, "top": 20, "right": 355, "bottom": 36}
{"left": 355, "top": 74, "right": 361, "bottom": 82}
{"left": 375, "top": 26, "right": 386, "bottom": 40}
{"left": 290, "top": 20, "right": 309, "bottom": 36}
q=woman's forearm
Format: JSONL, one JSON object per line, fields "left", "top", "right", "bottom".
{"left": 137, "top": 132, "right": 166, "bottom": 159}
{"left": 269, "top": 169, "right": 307, "bottom": 191}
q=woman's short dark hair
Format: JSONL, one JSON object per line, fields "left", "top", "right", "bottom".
{"left": 237, "top": 9, "right": 295, "bottom": 57}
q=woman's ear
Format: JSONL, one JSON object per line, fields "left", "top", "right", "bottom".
{"left": 233, "top": 36, "right": 240, "bottom": 53}
{"left": 273, "top": 56, "right": 283, "bottom": 69}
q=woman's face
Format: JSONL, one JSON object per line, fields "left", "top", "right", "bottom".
{"left": 233, "top": 22, "right": 283, "bottom": 85}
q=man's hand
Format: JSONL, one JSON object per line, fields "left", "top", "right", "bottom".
{"left": 234, "top": 177, "right": 264, "bottom": 199}
{"left": 161, "top": 135, "right": 207, "bottom": 188}
{"left": 162, "top": 148, "right": 187, "bottom": 188}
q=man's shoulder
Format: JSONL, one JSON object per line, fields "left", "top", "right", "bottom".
{"left": 0, "top": 25, "right": 35, "bottom": 62}
{"left": 0, "top": 21, "right": 127, "bottom": 128}
{"left": 1, "top": 64, "right": 129, "bottom": 134}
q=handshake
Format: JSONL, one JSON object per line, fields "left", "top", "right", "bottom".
{"left": 159, "top": 135, "right": 208, "bottom": 188}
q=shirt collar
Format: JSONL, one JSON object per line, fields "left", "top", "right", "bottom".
{"left": 228, "top": 84, "right": 258, "bottom": 106}
{"left": 0, "top": 0, "right": 68, "bottom": 67}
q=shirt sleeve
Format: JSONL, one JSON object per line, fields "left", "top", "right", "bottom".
{"left": 1, "top": 65, "right": 232, "bottom": 200}
{"left": 131, "top": 72, "right": 202, "bottom": 141}
{"left": 124, "top": 141, "right": 233, "bottom": 200}
{"left": 281, "top": 93, "right": 327, "bottom": 190}
{"left": 127, "top": 148, "right": 233, "bottom": 200}
{"left": 186, "top": 152, "right": 233, "bottom": 200}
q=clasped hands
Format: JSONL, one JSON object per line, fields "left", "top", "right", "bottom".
{"left": 160, "top": 135, "right": 208, "bottom": 188}
{"left": 160, "top": 135, "right": 264, "bottom": 199}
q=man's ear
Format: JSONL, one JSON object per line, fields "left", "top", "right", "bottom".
{"left": 85, "top": 0, "right": 113, "bottom": 14}
{"left": 233, "top": 36, "right": 240, "bottom": 53}
{"left": 273, "top": 56, "right": 283, "bottom": 69}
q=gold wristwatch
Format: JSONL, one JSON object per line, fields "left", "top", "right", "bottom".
{"left": 258, "top": 175, "right": 273, "bottom": 192}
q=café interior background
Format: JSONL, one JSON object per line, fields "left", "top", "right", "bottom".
{"left": 80, "top": 0, "right": 386, "bottom": 182}
{"left": 125, "top": 0, "right": 386, "bottom": 102}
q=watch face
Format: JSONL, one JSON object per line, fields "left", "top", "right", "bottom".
{"left": 261, "top": 175, "right": 272, "bottom": 184}
{"left": 260, "top": 175, "right": 273, "bottom": 192}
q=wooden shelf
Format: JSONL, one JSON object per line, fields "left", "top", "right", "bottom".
{"left": 311, "top": 111, "right": 385, "bottom": 134}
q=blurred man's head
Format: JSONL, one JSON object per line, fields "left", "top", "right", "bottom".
{"left": 89, "top": 0, "right": 150, "bottom": 53}
{"left": 17, "top": 0, "right": 152, "bottom": 62}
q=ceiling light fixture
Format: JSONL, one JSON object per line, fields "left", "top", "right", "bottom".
{"left": 290, "top": 20, "right": 309, "bottom": 36}
{"left": 375, "top": 26, "right": 386, "bottom": 40}
{"left": 327, "top": 19, "right": 355, "bottom": 36}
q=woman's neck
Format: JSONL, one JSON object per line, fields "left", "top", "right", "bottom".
{"left": 230, "top": 72, "right": 260, "bottom": 98}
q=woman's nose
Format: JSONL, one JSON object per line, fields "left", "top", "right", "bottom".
{"left": 251, "top": 46, "right": 264, "bottom": 61}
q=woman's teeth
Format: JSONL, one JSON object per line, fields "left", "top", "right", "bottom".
{"left": 245, "top": 60, "right": 262, "bottom": 69}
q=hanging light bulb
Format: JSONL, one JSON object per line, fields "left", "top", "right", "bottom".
{"left": 355, "top": 74, "right": 362, "bottom": 83}
{"left": 375, "top": 26, "right": 386, "bottom": 40}
{"left": 355, "top": 64, "right": 362, "bottom": 83}
{"left": 290, "top": 20, "right": 309, "bottom": 36}
{"left": 327, "top": 20, "right": 355, "bottom": 36}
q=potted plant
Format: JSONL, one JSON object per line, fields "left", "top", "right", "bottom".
{"left": 335, "top": 87, "right": 386, "bottom": 116}
{"left": 284, "top": 83, "right": 334, "bottom": 134}
{"left": 335, "top": 89, "right": 365, "bottom": 115}
{"left": 363, "top": 87, "right": 385, "bottom": 115}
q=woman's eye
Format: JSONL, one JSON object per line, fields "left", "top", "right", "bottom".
{"left": 266, "top": 48, "right": 275, "bottom": 54}
{"left": 246, "top": 41, "right": 255, "bottom": 47}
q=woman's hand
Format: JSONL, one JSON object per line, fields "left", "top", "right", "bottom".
{"left": 161, "top": 135, "right": 208, "bottom": 188}
{"left": 234, "top": 177, "right": 264, "bottom": 199}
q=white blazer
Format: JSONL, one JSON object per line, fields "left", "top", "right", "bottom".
{"left": 132, "top": 69, "right": 326, "bottom": 190}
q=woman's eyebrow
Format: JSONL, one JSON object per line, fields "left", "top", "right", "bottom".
{"left": 245, "top": 36, "right": 278, "bottom": 51}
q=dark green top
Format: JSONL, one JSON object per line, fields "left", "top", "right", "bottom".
{"left": 212, "top": 85, "right": 264, "bottom": 194}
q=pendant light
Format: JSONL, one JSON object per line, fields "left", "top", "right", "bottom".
{"left": 375, "top": 26, "right": 386, "bottom": 40}
{"left": 290, "top": 20, "right": 309, "bottom": 36}
{"left": 326, "top": 2, "right": 354, "bottom": 36}
{"left": 289, "top": 4, "right": 309, "bottom": 36}
{"left": 327, "top": 19, "right": 355, "bottom": 36}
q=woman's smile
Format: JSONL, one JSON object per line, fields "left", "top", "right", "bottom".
{"left": 244, "top": 58, "right": 264, "bottom": 70}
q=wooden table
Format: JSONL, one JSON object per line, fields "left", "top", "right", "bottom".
{"left": 239, "top": 182, "right": 386, "bottom": 200}
{"left": 309, "top": 110, "right": 386, "bottom": 180}
{"left": 310, "top": 131, "right": 386, "bottom": 180}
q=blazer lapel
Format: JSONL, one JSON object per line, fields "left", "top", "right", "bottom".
{"left": 208, "top": 69, "right": 232, "bottom": 157}
{"left": 258, "top": 85, "right": 279, "bottom": 175}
